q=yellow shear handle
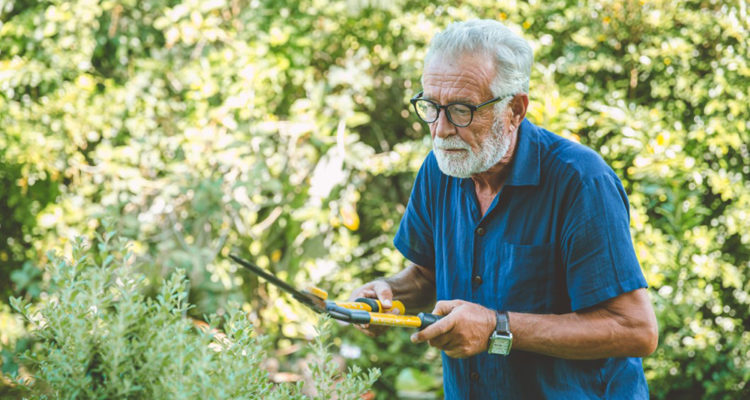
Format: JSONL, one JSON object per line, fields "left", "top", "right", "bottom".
{"left": 334, "top": 299, "right": 406, "bottom": 315}
{"left": 306, "top": 286, "right": 407, "bottom": 315}
{"left": 368, "top": 312, "right": 423, "bottom": 328}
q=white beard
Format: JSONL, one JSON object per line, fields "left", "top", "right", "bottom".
{"left": 432, "top": 117, "right": 512, "bottom": 178}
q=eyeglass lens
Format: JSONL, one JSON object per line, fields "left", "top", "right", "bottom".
{"left": 415, "top": 100, "right": 473, "bottom": 127}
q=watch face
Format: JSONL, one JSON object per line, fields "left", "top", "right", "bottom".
{"left": 489, "top": 334, "right": 512, "bottom": 355}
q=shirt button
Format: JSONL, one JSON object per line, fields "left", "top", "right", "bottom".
{"left": 476, "top": 227, "right": 485, "bottom": 236}
{"left": 472, "top": 275, "right": 483, "bottom": 286}
{"left": 470, "top": 371, "right": 480, "bottom": 382}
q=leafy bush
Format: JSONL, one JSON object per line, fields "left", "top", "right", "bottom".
{"left": 9, "top": 232, "right": 378, "bottom": 399}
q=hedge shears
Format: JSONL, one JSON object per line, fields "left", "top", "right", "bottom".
{"left": 229, "top": 254, "right": 441, "bottom": 330}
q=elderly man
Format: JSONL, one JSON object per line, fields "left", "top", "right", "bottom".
{"left": 349, "top": 19, "right": 658, "bottom": 399}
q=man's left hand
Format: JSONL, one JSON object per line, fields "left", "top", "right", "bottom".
{"left": 410, "top": 300, "right": 496, "bottom": 358}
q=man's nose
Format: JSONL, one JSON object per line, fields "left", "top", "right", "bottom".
{"left": 433, "top": 109, "right": 456, "bottom": 138}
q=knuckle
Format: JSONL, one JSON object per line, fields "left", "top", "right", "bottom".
{"left": 376, "top": 286, "right": 392, "bottom": 297}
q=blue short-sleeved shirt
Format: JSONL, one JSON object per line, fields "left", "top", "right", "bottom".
{"left": 394, "top": 119, "right": 649, "bottom": 399}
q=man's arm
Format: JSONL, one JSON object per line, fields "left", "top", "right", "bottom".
{"left": 511, "top": 288, "right": 658, "bottom": 359}
{"left": 382, "top": 263, "right": 437, "bottom": 311}
{"left": 410, "top": 288, "right": 658, "bottom": 359}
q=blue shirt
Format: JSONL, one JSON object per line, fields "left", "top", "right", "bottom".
{"left": 394, "top": 119, "right": 649, "bottom": 399}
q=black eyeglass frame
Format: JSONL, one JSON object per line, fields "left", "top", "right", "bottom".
{"left": 409, "top": 91, "right": 511, "bottom": 127}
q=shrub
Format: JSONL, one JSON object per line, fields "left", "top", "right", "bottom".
{"left": 9, "top": 232, "right": 378, "bottom": 399}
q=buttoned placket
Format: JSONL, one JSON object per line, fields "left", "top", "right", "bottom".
{"left": 472, "top": 224, "right": 486, "bottom": 290}
{"left": 465, "top": 179, "right": 506, "bottom": 297}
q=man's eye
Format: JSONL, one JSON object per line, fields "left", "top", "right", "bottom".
{"left": 452, "top": 106, "right": 471, "bottom": 115}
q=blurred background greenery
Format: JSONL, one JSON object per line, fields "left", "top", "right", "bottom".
{"left": 0, "top": 0, "right": 748, "bottom": 398}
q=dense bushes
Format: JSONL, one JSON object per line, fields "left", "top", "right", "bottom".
{"left": 10, "top": 231, "right": 378, "bottom": 398}
{"left": 1, "top": 0, "right": 748, "bottom": 398}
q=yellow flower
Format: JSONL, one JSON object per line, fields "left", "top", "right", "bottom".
{"left": 341, "top": 204, "right": 360, "bottom": 231}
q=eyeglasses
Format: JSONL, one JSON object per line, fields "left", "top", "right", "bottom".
{"left": 410, "top": 91, "right": 511, "bottom": 127}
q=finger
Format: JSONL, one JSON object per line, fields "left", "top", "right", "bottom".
{"left": 353, "top": 324, "right": 373, "bottom": 336}
{"left": 444, "top": 348, "right": 468, "bottom": 359}
{"left": 444, "top": 342, "right": 472, "bottom": 359}
{"left": 373, "top": 281, "right": 393, "bottom": 309}
{"left": 354, "top": 322, "right": 389, "bottom": 338}
{"left": 431, "top": 300, "right": 460, "bottom": 316}
{"left": 411, "top": 315, "right": 453, "bottom": 343}
{"left": 349, "top": 283, "right": 380, "bottom": 301}
{"left": 348, "top": 287, "right": 375, "bottom": 302}
{"left": 428, "top": 334, "right": 453, "bottom": 350}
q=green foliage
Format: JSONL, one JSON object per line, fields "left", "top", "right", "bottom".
{"left": 307, "top": 320, "right": 381, "bottom": 400}
{"left": 9, "top": 231, "right": 377, "bottom": 399}
{"left": 1, "top": 0, "right": 748, "bottom": 398}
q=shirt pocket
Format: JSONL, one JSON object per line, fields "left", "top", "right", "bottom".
{"left": 480, "top": 241, "right": 564, "bottom": 313}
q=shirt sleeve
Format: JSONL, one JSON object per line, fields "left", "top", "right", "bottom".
{"left": 561, "top": 171, "right": 648, "bottom": 311}
{"left": 393, "top": 153, "right": 436, "bottom": 270}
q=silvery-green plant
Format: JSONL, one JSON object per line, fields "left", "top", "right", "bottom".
{"left": 10, "top": 232, "right": 378, "bottom": 399}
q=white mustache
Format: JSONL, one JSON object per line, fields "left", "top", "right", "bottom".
{"left": 433, "top": 137, "right": 471, "bottom": 151}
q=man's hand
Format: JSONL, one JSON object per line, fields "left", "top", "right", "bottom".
{"left": 347, "top": 280, "right": 396, "bottom": 337}
{"left": 410, "top": 300, "right": 496, "bottom": 358}
{"left": 347, "top": 263, "right": 436, "bottom": 337}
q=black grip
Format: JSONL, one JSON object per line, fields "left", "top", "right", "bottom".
{"left": 417, "top": 312, "right": 442, "bottom": 330}
{"left": 326, "top": 304, "right": 372, "bottom": 324}
{"left": 347, "top": 310, "right": 373, "bottom": 324}
{"left": 354, "top": 297, "right": 381, "bottom": 312}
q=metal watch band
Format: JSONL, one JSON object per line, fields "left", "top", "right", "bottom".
{"left": 496, "top": 310, "right": 510, "bottom": 334}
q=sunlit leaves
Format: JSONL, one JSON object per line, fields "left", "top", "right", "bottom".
{"left": 1, "top": 0, "right": 749, "bottom": 397}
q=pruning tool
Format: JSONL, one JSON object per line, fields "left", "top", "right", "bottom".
{"left": 229, "top": 254, "right": 442, "bottom": 330}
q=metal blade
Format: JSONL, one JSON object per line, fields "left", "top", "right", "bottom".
{"left": 229, "top": 254, "right": 326, "bottom": 313}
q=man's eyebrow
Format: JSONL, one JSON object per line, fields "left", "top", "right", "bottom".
{"left": 449, "top": 97, "right": 476, "bottom": 104}
{"left": 422, "top": 94, "right": 477, "bottom": 104}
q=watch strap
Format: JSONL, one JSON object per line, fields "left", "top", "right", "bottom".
{"left": 495, "top": 310, "right": 510, "bottom": 334}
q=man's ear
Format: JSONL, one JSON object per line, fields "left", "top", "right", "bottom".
{"left": 510, "top": 93, "right": 529, "bottom": 125}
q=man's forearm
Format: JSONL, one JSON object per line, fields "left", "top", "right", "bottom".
{"left": 382, "top": 263, "right": 436, "bottom": 311}
{"left": 510, "top": 289, "right": 658, "bottom": 359}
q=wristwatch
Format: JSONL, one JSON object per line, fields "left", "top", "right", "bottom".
{"left": 488, "top": 310, "right": 513, "bottom": 355}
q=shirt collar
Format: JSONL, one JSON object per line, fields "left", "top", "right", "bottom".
{"left": 506, "top": 118, "right": 540, "bottom": 187}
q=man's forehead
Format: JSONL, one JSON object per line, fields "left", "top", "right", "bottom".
{"left": 422, "top": 54, "right": 495, "bottom": 99}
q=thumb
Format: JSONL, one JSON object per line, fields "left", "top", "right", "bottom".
{"left": 373, "top": 281, "right": 393, "bottom": 309}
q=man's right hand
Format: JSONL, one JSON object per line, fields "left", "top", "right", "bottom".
{"left": 348, "top": 279, "right": 396, "bottom": 337}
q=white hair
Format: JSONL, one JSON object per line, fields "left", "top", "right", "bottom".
{"left": 423, "top": 19, "right": 533, "bottom": 103}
